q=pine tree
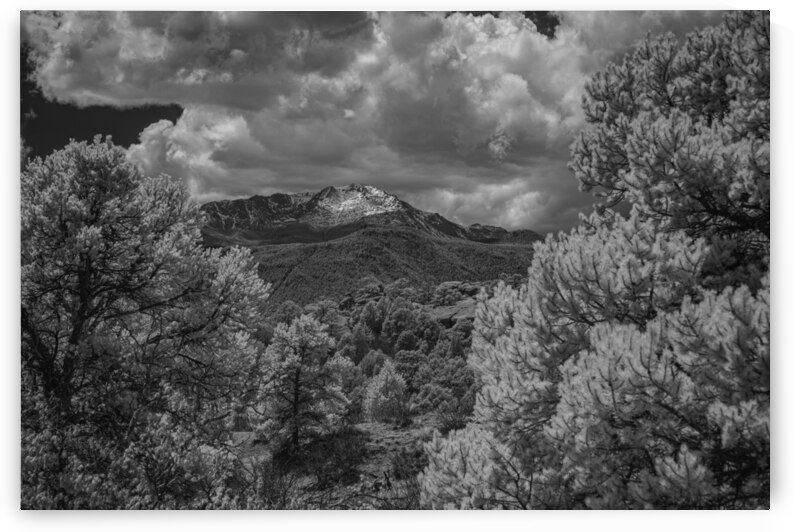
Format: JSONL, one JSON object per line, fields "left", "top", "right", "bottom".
{"left": 394, "top": 349, "right": 424, "bottom": 395}
{"left": 363, "top": 360, "right": 408, "bottom": 424}
{"left": 571, "top": 10, "right": 769, "bottom": 274}
{"left": 255, "top": 314, "right": 346, "bottom": 454}
{"left": 350, "top": 322, "right": 374, "bottom": 363}
{"left": 360, "top": 300, "right": 384, "bottom": 335}
{"left": 420, "top": 12, "right": 769, "bottom": 510}
{"left": 21, "top": 137, "right": 270, "bottom": 508}
{"left": 394, "top": 330, "right": 419, "bottom": 352}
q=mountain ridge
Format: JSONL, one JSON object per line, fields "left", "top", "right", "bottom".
{"left": 201, "top": 184, "right": 541, "bottom": 245}
{"left": 200, "top": 184, "right": 541, "bottom": 305}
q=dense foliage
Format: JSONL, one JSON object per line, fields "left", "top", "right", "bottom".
{"left": 420, "top": 11, "right": 769, "bottom": 510}
{"left": 21, "top": 138, "right": 270, "bottom": 508}
{"left": 248, "top": 226, "right": 535, "bottom": 306}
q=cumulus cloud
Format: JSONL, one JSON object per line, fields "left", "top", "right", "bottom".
{"left": 23, "top": 10, "right": 727, "bottom": 232}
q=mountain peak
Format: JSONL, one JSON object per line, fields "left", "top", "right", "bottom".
{"left": 318, "top": 183, "right": 394, "bottom": 199}
{"left": 308, "top": 183, "right": 403, "bottom": 225}
{"left": 201, "top": 184, "right": 541, "bottom": 246}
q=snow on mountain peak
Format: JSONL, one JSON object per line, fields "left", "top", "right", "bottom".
{"left": 307, "top": 184, "right": 403, "bottom": 225}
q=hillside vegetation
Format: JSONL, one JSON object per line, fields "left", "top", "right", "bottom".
{"left": 248, "top": 226, "right": 535, "bottom": 305}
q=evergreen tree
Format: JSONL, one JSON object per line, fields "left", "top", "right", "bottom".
{"left": 394, "top": 349, "right": 424, "bottom": 395}
{"left": 350, "top": 322, "right": 374, "bottom": 363}
{"left": 21, "top": 137, "right": 270, "bottom": 509}
{"left": 256, "top": 315, "right": 346, "bottom": 454}
{"left": 394, "top": 330, "right": 419, "bottom": 352}
{"left": 360, "top": 300, "right": 384, "bottom": 335}
{"left": 420, "top": 12, "right": 769, "bottom": 510}
{"left": 364, "top": 360, "right": 408, "bottom": 424}
{"left": 571, "top": 10, "right": 769, "bottom": 277}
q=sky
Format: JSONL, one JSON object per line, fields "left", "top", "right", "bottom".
{"left": 20, "top": 10, "right": 726, "bottom": 233}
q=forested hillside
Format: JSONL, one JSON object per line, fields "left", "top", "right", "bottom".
{"left": 248, "top": 227, "right": 535, "bottom": 305}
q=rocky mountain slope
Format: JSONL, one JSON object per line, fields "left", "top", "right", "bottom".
{"left": 202, "top": 184, "right": 541, "bottom": 245}
{"left": 201, "top": 184, "right": 542, "bottom": 305}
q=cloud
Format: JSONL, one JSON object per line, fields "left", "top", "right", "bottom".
{"left": 24, "top": 11, "right": 728, "bottom": 232}
{"left": 22, "top": 11, "right": 375, "bottom": 109}
{"left": 402, "top": 165, "right": 589, "bottom": 234}
{"left": 556, "top": 11, "right": 723, "bottom": 68}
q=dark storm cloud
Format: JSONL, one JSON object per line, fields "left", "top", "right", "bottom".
{"left": 23, "top": 10, "right": 726, "bottom": 232}
{"left": 22, "top": 11, "right": 375, "bottom": 109}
